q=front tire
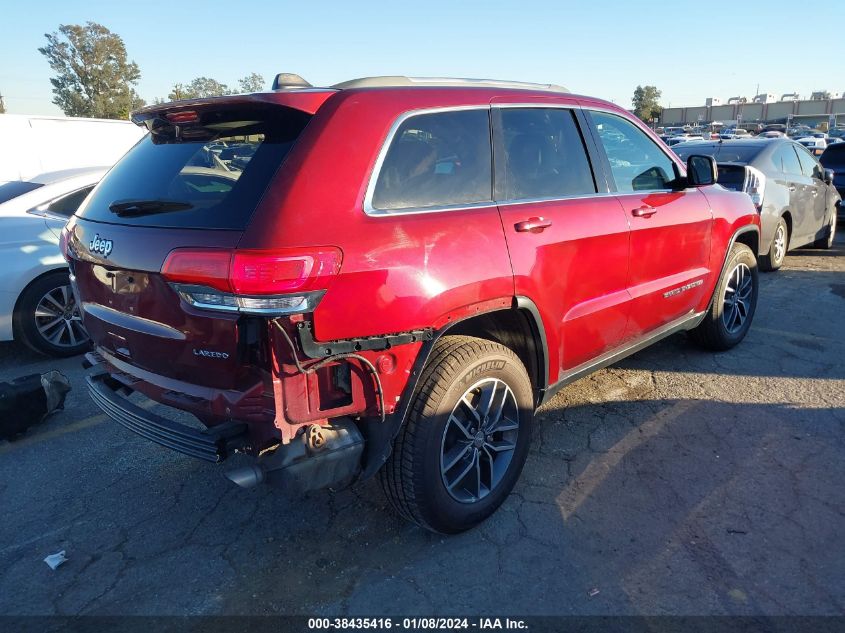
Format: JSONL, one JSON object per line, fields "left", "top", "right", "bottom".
{"left": 759, "top": 217, "right": 788, "bottom": 271}
{"left": 691, "top": 242, "right": 758, "bottom": 351}
{"left": 13, "top": 271, "right": 90, "bottom": 357}
{"left": 380, "top": 336, "right": 533, "bottom": 533}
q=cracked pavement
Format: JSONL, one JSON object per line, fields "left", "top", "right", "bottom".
{"left": 0, "top": 231, "right": 843, "bottom": 616}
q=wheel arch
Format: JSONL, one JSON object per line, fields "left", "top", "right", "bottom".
{"left": 11, "top": 266, "right": 70, "bottom": 333}
{"left": 706, "top": 225, "right": 760, "bottom": 312}
{"left": 781, "top": 210, "right": 793, "bottom": 240}
{"left": 357, "top": 297, "right": 549, "bottom": 480}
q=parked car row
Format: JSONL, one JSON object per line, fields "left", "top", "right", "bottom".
{"left": 673, "top": 139, "right": 839, "bottom": 269}
{"left": 660, "top": 122, "right": 845, "bottom": 156}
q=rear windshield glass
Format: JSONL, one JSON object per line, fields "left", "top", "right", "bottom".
{"left": 717, "top": 165, "right": 745, "bottom": 191}
{"left": 77, "top": 105, "right": 311, "bottom": 229}
{"left": 0, "top": 181, "right": 44, "bottom": 204}
{"left": 674, "top": 144, "right": 763, "bottom": 164}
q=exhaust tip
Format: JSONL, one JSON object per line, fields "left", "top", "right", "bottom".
{"left": 225, "top": 465, "right": 265, "bottom": 489}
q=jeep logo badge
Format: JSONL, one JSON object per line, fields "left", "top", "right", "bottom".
{"left": 89, "top": 234, "right": 113, "bottom": 258}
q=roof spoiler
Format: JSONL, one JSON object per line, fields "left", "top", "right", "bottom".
{"left": 272, "top": 73, "right": 313, "bottom": 91}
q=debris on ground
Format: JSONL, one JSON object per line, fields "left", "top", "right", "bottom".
{"left": 0, "top": 371, "right": 71, "bottom": 440}
{"left": 588, "top": 587, "right": 600, "bottom": 597}
{"left": 43, "top": 551, "right": 68, "bottom": 570}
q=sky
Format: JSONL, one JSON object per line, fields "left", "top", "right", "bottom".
{"left": 1, "top": 0, "right": 842, "bottom": 117}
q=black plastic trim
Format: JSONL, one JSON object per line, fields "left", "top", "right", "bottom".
{"left": 86, "top": 372, "right": 246, "bottom": 463}
{"left": 541, "top": 310, "right": 705, "bottom": 405}
{"left": 513, "top": 296, "right": 549, "bottom": 398}
{"left": 708, "top": 225, "right": 760, "bottom": 310}
{"left": 297, "top": 321, "right": 433, "bottom": 359}
{"left": 357, "top": 299, "right": 548, "bottom": 480}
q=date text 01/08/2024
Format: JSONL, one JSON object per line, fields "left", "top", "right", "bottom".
{"left": 307, "top": 617, "right": 529, "bottom": 630}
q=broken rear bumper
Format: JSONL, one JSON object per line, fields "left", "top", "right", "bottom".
{"left": 86, "top": 371, "right": 248, "bottom": 462}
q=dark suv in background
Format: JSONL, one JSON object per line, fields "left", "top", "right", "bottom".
{"left": 820, "top": 142, "right": 845, "bottom": 219}
{"left": 64, "top": 75, "right": 760, "bottom": 533}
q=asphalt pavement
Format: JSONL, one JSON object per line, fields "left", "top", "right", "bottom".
{"left": 0, "top": 230, "right": 843, "bottom": 617}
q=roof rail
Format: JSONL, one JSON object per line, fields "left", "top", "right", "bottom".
{"left": 330, "top": 76, "right": 569, "bottom": 93}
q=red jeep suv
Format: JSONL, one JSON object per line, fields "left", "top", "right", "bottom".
{"left": 63, "top": 75, "right": 761, "bottom": 533}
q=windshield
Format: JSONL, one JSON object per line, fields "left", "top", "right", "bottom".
{"left": 78, "top": 105, "right": 311, "bottom": 229}
{"left": 0, "top": 181, "right": 44, "bottom": 205}
{"left": 674, "top": 143, "right": 764, "bottom": 164}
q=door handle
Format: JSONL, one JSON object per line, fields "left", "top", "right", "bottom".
{"left": 631, "top": 206, "right": 657, "bottom": 218}
{"left": 514, "top": 217, "right": 552, "bottom": 233}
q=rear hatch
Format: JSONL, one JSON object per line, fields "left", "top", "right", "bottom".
{"left": 66, "top": 98, "right": 315, "bottom": 389}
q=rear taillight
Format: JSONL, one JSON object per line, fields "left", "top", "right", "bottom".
{"left": 59, "top": 227, "right": 69, "bottom": 261}
{"left": 230, "top": 249, "right": 341, "bottom": 295}
{"left": 743, "top": 166, "right": 766, "bottom": 212}
{"left": 161, "top": 247, "right": 342, "bottom": 315}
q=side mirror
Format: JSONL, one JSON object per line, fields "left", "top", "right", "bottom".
{"left": 687, "top": 155, "right": 718, "bottom": 186}
{"left": 824, "top": 168, "right": 835, "bottom": 185}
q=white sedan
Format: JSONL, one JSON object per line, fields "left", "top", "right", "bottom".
{"left": 0, "top": 167, "right": 106, "bottom": 356}
{"left": 796, "top": 135, "right": 828, "bottom": 156}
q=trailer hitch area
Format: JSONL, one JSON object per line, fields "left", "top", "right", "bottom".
{"left": 224, "top": 420, "right": 364, "bottom": 494}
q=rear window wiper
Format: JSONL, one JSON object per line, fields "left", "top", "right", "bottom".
{"left": 108, "top": 199, "right": 194, "bottom": 217}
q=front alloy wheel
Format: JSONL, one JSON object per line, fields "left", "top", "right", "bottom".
{"left": 721, "top": 262, "right": 753, "bottom": 335}
{"left": 760, "top": 217, "right": 788, "bottom": 271}
{"left": 691, "top": 242, "right": 758, "bottom": 351}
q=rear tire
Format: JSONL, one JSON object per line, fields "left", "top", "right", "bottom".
{"left": 691, "top": 242, "right": 758, "bottom": 351}
{"left": 13, "top": 271, "right": 90, "bottom": 357}
{"left": 759, "top": 217, "right": 788, "bottom": 271}
{"left": 813, "top": 210, "right": 836, "bottom": 249}
{"left": 380, "top": 336, "right": 533, "bottom": 533}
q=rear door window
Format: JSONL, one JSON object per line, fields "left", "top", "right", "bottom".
{"left": 775, "top": 145, "right": 803, "bottom": 175}
{"left": 44, "top": 186, "right": 95, "bottom": 217}
{"left": 795, "top": 146, "right": 822, "bottom": 179}
{"left": 370, "top": 109, "right": 492, "bottom": 211}
{"left": 77, "top": 105, "right": 311, "bottom": 229}
{"left": 494, "top": 107, "right": 596, "bottom": 201}
{"left": 589, "top": 111, "right": 678, "bottom": 192}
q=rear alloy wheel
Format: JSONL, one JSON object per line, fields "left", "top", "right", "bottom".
{"left": 813, "top": 209, "right": 837, "bottom": 249}
{"left": 440, "top": 377, "right": 520, "bottom": 504}
{"left": 760, "top": 217, "right": 788, "bottom": 271}
{"left": 691, "top": 242, "right": 759, "bottom": 351}
{"left": 380, "top": 336, "right": 533, "bottom": 533}
{"left": 14, "top": 271, "right": 90, "bottom": 357}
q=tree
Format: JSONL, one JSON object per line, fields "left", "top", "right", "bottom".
{"left": 0, "top": 93, "right": 5, "bottom": 114}
{"left": 168, "top": 77, "right": 231, "bottom": 101}
{"left": 632, "top": 85, "right": 663, "bottom": 123}
{"left": 38, "top": 22, "right": 144, "bottom": 119}
{"left": 238, "top": 73, "right": 265, "bottom": 93}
